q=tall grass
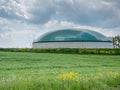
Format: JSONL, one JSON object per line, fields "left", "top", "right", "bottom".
{"left": 0, "top": 71, "right": 120, "bottom": 90}
{"left": 0, "top": 51, "right": 120, "bottom": 90}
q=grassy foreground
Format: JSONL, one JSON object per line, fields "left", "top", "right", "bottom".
{"left": 0, "top": 51, "right": 120, "bottom": 90}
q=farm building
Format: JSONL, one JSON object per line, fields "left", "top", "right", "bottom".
{"left": 32, "top": 29, "right": 113, "bottom": 48}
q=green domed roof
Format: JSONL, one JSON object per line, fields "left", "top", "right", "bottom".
{"left": 34, "top": 29, "right": 111, "bottom": 43}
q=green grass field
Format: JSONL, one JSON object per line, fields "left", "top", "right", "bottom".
{"left": 0, "top": 51, "right": 120, "bottom": 90}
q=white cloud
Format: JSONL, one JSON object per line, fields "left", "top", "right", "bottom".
{"left": 0, "top": 28, "right": 37, "bottom": 48}
{"left": 0, "top": 0, "right": 28, "bottom": 21}
{"left": 0, "top": 19, "right": 119, "bottom": 48}
{"left": 0, "top": 0, "right": 120, "bottom": 48}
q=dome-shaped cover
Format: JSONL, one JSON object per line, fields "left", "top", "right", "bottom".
{"left": 34, "top": 29, "right": 111, "bottom": 43}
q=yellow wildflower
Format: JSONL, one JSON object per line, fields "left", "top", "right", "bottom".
{"left": 58, "top": 72, "right": 78, "bottom": 81}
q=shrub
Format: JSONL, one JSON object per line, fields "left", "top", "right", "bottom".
{"left": 0, "top": 48, "right": 120, "bottom": 55}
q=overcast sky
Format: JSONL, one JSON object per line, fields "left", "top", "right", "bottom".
{"left": 0, "top": 0, "right": 120, "bottom": 48}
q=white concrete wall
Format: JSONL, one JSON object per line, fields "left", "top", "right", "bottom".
{"left": 32, "top": 42, "right": 113, "bottom": 48}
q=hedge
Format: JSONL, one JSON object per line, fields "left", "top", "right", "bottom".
{"left": 0, "top": 48, "right": 120, "bottom": 55}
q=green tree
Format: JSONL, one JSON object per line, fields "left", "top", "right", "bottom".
{"left": 113, "top": 35, "right": 120, "bottom": 48}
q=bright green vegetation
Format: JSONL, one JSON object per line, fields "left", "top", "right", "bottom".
{"left": 0, "top": 51, "right": 120, "bottom": 90}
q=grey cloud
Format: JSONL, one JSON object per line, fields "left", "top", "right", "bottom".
{"left": 0, "top": 0, "right": 120, "bottom": 28}
{"left": 54, "top": 0, "right": 120, "bottom": 28}
{"left": 24, "top": 0, "right": 120, "bottom": 28}
{"left": 0, "top": 0, "right": 26, "bottom": 21}
{"left": 26, "top": 0, "right": 56, "bottom": 24}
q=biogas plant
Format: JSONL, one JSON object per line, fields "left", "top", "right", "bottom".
{"left": 32, "top": 29, "right": 113, "bottom": 48}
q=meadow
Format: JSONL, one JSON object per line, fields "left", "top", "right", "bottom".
{"left": 0, "top": 51, "right": 120, "bottom": 90}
